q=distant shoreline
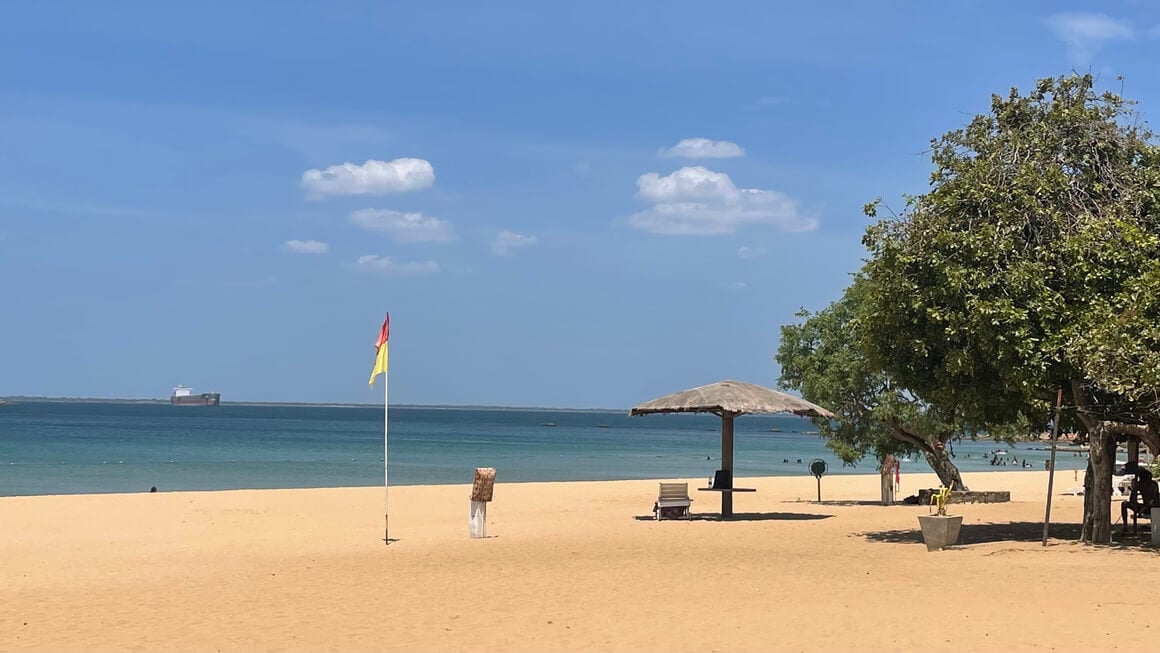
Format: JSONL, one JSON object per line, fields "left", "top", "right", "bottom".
{"left": 0, "top": 396, "right": 628, "bottom": 413}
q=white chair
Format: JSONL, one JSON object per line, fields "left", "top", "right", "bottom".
{"left": 654, "top": 482, "right": 692, "bottom": 520}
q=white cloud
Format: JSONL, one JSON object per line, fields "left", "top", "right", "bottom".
{"left": 737, "top": 246, "right": 766, "bottom": 259}
{"left": 491, "top": 231, "right": 538, "bottom": 256}
{"left": 350, "top": 209, "right": 454, "bottom": 242}
{"left": 637, "top": 166, "right": 739, "bottom": 203}
{"left": 629, "top": 166, "right": 815, "bottom": 235}
{"left": 1045, "top": 13, "right": 1134, "bottom": 62}
{"left": 301, "top": 158, "right": 435, "bottom": 197}
{"left": 659, "top": 138, "right": 745, "bottom": 159}
{"left": 729, "top": 281, "right": 748, "bottom": 291}
{"left": 355, "top": 255, "right": 440, "bottom": 276}
{"left": 281, "top": 239, "right": 329, "bottom": 254}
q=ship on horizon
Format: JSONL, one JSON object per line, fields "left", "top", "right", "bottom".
{"left": 171, "top": 386, "right": 221, "bottom": 406}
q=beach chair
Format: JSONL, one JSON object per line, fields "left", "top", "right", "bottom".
{"left": 654, "top": 482, "right": 692, "bottom": 520}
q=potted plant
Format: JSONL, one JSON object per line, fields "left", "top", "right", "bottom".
{"left": 917, "top": 485, "right": 963, "bottom": 551}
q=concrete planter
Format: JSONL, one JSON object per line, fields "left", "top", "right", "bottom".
{"left": 917, "top": 514, "right": 963, "bottom": 551}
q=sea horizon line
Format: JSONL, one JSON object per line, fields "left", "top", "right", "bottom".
{"left": 0, "top": 395, "right": 632, "bottom": 413}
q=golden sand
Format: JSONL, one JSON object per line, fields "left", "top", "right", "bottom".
{"left": 3, "top": 470, "right": 1158, "bottom": 652}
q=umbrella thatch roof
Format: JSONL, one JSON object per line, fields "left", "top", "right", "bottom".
{"left": 629, "top": 380, "right": 835, "bottom": 418}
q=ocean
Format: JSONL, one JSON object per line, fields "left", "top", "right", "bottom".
{"left": 0, "top": 401, "right": 1089, "bottom": 496}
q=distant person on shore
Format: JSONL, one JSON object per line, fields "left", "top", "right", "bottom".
{"left": 150, "top": 486, "right": 157, "bottom": 493}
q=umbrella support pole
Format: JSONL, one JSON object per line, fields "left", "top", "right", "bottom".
{"left": 721, "top": 413, "right": 735, "bottom": 518}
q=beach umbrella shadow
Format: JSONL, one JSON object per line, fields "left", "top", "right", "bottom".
{"left": 633, "top": 511, "right": 834, "bottom": 522}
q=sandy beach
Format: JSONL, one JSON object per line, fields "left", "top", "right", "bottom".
{"left": 4, "top": 470, "right": 1159, "bottom": 652}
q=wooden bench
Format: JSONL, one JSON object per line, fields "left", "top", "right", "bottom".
{"left": 654, "top": 482, "right": 692, "bottom": 520}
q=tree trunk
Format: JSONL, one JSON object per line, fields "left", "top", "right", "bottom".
{"left": 1081, "top": 426, "right": 1114, "bottom": 544}
{"left": 880, "top": 455, "right": 896, "bottom": 506}
{"left": 923, "top": 444, "right": 968, "bottom": 491}
{"left": 887, "top": 423, "right": 969, "bottom": 491}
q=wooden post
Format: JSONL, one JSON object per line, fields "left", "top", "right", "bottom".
{"left": 880, "top": 474, "right": 894, "bottom": 506}
{"left": 721, "top": 413, "right": 735, "bottom": 518}
{"left": 880, "top": 455, "right": 896, "bottom": 506}
{"left": 470, "top": 467, "right": 496, "bottom": 538}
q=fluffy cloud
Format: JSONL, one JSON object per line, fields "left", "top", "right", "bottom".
{"left": 737, "top": 246, "right": 766, "bottom": 259}
{"left": 355, "top": 255, "right": 440, "bottom": 275}
{"left": 491, "top": 231, "right": 538, "bottom": 256}
{"left": 281, "top": 239, "right": 329, "bottom": 254}
{"left": 350, "top": 209, "right": 454, "bottom": 242}
{"left": 637, "top": 166, "right": 739, "bottom": 203}
{"left": 659, "top": 138, "right": 745, "bottom": 159}
{"left": 301, "top": 158, "right": 435, "bottom": 197}
{"left": 1045, "top": 13, "right": 1134, "bottom": 62}
{"left": 629, "top": 166, "right": 815, "bottom": 235}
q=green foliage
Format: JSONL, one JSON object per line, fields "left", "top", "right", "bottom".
{"left": 777, "top": 278, "right": 1026, "bottom": 472}
{"left": 1074, "top": 263, "right": 1160, "bottom": 401}
{"left": 777, "top": 281, "right": 909, "bottom": 464}
{"left": 859, "top": 73, "right": 1160, "bottom": 428}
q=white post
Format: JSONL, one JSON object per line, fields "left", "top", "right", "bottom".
{"left": 469, "top": 501, "right": 487, "bottom": 538}
{"left": 389, "top": 368, "right": 394, "bottom": 547}
{"left": 469, "top": 467, "right": 496, "bottom": 539}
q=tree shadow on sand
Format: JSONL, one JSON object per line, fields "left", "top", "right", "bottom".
{"left": 635, "top": 512, "right": 833, "bottom": 522}
{"left": 860, "top": 521, "right": 1160, "bottom": 552}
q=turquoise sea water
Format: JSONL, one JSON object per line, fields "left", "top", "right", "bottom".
{"left": 0, "top": 402, "right": 1088, "bottom": 496}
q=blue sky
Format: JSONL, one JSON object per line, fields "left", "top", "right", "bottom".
{"left": 2, "top": 3, "right": 1159, "bottom": 408}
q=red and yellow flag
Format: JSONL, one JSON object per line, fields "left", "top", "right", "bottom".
{"left": 368, "top": 313, "right": 389, "bottom": 386}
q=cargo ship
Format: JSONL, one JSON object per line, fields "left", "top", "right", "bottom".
{"left": 170, "top": 386, "right": 221, "bottom": 406}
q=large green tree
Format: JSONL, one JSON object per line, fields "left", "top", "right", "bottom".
{"left": 777, "top": 279, "right": 980, "bottom": 491}
{"left": 858, "top": 74, "right": 1160, "bottom": 543}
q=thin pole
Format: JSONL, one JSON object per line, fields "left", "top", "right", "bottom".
{"left": 721, "top": 413, "right": 734, "bottom": 518}
{"left": 1042, "top": 388, "right": 1063, "bottom": 546}
{"left": 389, "top": 368, "right": 394, "bottom": 547}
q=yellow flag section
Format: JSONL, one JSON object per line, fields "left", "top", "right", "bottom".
{"left": 368, "top": 313, "right": 390, "bottom": 386}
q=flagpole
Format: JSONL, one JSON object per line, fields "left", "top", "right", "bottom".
{"left": 389, "top": 368, "right": 394, "bottom": 547}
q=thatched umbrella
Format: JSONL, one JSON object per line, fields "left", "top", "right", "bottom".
{"left": 630, "top": 380, "right": 835, "bottom": 517}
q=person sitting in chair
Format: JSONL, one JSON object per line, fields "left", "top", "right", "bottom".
{"left": 1120, "top": 462, "right": 1160, "bottom": 533}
